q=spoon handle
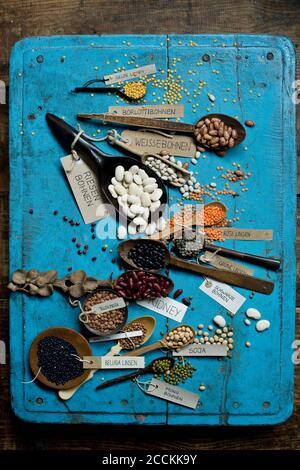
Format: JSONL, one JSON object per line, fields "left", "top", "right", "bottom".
{"left": 96, "top": 367, "right": 150, "bottom": 390}
{"left": 73, "top": 87, "right": 119, "bottom": 94}
{"left": 125, "top": 341, "right": 163, "bottom": 356}
{"left": 169, "top": 255, "right": 274, "bottom": 295}
{"left": 77, "top": 114, "right": 195, "bottom": 133}
{"left": 205, "top": 243, "right": 281, "bottom": 271}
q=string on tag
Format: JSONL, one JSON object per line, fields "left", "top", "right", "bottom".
{"left": 134, "top": 377, "right": 157, "bottom": 393}
{"left": 119, "top": 329, "right": 136, "bottom": 349}
{"left": 71, "top": 354, "right": 93, "bottom": 365}
{"left": 22, "top": 367, "right": 42, "bottom": 384}
{"left": 107, "top": 128, "right": 129, "bottom": 145}
{"left": 65, "top": 124, "right": 110, "bottom": 173}
{"left": 69, "top": 297, "right": 98, "bottom": 324}
{"left": 199, "top": 247, "right": 221, "bottom": 264}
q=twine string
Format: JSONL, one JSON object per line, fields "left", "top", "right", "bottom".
{"left": 22, "top": 367, "right": 42, "bottom": 384}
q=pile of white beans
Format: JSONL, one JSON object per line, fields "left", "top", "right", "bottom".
{"left": 143, "top": 156, "right": 187, "bottom": 186}
{"left": 108, "top": 165, "right": 166, "bottom": 237}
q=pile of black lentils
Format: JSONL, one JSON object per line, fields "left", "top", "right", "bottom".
{"left": 37, "top": 336, "right": 83, "bottom": 385}
{"left": 128, "top": 242, "right": 166, "bottom": 270}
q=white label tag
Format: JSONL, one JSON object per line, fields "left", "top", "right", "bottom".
{"left": 199, "top": 278, "right": 246, "bottom": 315}
{"left": 173, "top": 343, "right": 228, "bottom": 357}
{"left": 61, "top": 155, "right": 108, "bottom": 224}
{"left": 121, "top": 130, "right": 196, "bottom": 158}
{"left": 202, "top": 251, "right": 254, "bottom": 276}
{"left": 104, "top": 64, "right": 156, "bottom": 85}
{"left": 136, "top": 297, "right": 188, "bottom": 323}
{"left": 91, "top": 297, "right": 126, "bottom": 315}
{"left": 108, "top": 104, "right": 184, "bottom": 118}
{"left": 146, "top": 378, "right": 200, "bottom": 409}
{"left": 83, "top": 356, "right": 145, "bottom": 369}
{"left": 89, "top": 330, "right": 143, "bottom": 343}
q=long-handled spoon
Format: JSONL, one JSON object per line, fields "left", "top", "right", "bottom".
{"left": 46, "top": 113, "right": 167, "bottom": 221}
{"left": 72, "top": 79, "right": 146, "bottom": 101}
{"left": 118, "top": 239, "right": 275, "bottom": 294}
{"left": 58, "top": 315, "right": 156, "bottom": 400}
{"left": 77, "top": 113, "right": 246, "bottom": 152}
{"left": 96, "top": 356, "right": 174, "bottom": 390}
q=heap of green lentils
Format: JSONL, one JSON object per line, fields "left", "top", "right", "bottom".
{"left": 152, "top": 357, "right": 196, "bottom": 386}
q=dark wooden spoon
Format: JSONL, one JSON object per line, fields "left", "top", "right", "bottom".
{"left": 118, "top": 239, "right": 274, "bottom": 295}
{"left": 46, "top": 113, "right": 168, "bottom": 221}
{"left": 96, "top": 356, "right": 174, "bottom": 390}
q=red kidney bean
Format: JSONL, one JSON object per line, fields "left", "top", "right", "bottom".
{"left": 173, "top": 289, "right": 183, "bottom": 299}
{"left": 114, "top": 271, "right": 172, "bottom": 300}
{"left": 182, "top": 298, "right": 191, "bottom": 306}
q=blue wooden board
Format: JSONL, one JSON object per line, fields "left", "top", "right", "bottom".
{"left": 9, "top": 34, "right": 296, "bottom": 425}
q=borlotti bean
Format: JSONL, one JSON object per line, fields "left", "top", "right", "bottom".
{"left": 109, "top": 165, "right": 164, "bottom": 235}
{"left": 194, "top": 117, "right": 239, "bottom": 151}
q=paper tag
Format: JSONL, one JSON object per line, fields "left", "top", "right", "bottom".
{"left": 61, "top": 155, "right": 108, "bottom": 224}
{"left": 173, "top": 343, "right": 228, "bottom": 357}
{"left": 121, "top": 130, "right": 196, "bottom": 158}
{"left": 0, "top": 80, "right": 6, "bottom": 104}
{"left": 199, "top": 278, "right": 246, "bottom": 315}
{"left": 83, "top": 356, "right": 145, "bottom": 369}
{"left": 108, "top": 104, "right": 184, "bottom": 118}
{"left": 146, "top": 378, "right": 200, "bottom": 409}
{"left": 89, "top": 330, "right": 143, "bottom": 343}
{"left": 202, "top": 251, "right": 254, "bottom": 276}
{"left": 104, "top": 64, "right": 156, "bottom": 85}
{"left": 91, "top": 297, "right": 126, "bottom": 315}
{"left": 220, "top": 228, "right": 273, "bottom": 240}
{"left": 136, "top": 297, "right": 188, "bottom": 323}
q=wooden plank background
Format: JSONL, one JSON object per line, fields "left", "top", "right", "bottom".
{"left": 0, "top": 0, "right": 299, "bottom": 450}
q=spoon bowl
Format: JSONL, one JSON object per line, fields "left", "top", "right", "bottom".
{"left": 107, "top": 315, "right": 156, "bottom": 356}
{"left": 204, "top": 201, "right": 228, "bottom": 226}
{"left": 30, "top": 327, "right": 92, "bottom": 390}
{"left": 194, "top": 113, "right": 246, "bottom": 151}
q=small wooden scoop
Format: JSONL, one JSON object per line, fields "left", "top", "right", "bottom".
{"left": 118, "top": 239, "right": 275, "bottom": 294}
{"left": 125, "top": 324, "right": 196, "bottom": 357}
{"left": 58, "top": 315, "right": 156, "bottom": 400}
{"left": 107, "top": 316, "right": 156, "bottom": 356}
{"left": 96, "top": 356, "right": 174, "bottom": 390}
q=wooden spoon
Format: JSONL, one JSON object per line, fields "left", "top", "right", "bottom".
{"left": 58, "top": 315, "right": 156, "bottom": 400}
{"left": 107, "top": 315, "right": 156, "bottom": 356}
{"left": 96, "top": 356, "right": 174, "bottom": 390}
{"left": 118, "top": 239, "right": 275, "bottom": 294}
{"left": 203, "top": 201, "right": 228, "bottom": 226}
{"left": 30, "top": 327, "right": 92, "bottom": 390}
{"left": 77, "top": 113, "right": 246, "bottom": 151}
{"left": 125, "top": 324, "right": 196, "bottom": 357}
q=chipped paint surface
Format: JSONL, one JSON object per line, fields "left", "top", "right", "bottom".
{"left": 9, "top": 34, "right": 296, "bottom": 425}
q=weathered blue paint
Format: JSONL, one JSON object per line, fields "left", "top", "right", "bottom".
{"left": 9, "top": 35, "right": 296, "bottom": 425}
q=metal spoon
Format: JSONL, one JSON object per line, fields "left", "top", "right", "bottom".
{"left": 96, "top": 356, "right": 174, "bottom": 390}
{"left": 118, "top": 239, "right": 275, "bottom": 294}
{"left": 72, "top": 80, "right": 146, "bottom": 101}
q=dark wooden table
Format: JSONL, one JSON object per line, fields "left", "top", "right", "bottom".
{"left": 0, "top": 0, "right": 299, "bottom": 451}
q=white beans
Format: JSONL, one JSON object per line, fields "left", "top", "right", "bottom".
{"left": 111, "top": 164, "right": 164, "bottom": 235}
{"left": 213, "top": 315, "right": 226, "bottom": 328}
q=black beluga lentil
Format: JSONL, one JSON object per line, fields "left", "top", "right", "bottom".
{"left": 128, "top": 242, "right": 166, "bottom": 270}
{"left": 37, "top": 336, "right": 83, "bottom": 385}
